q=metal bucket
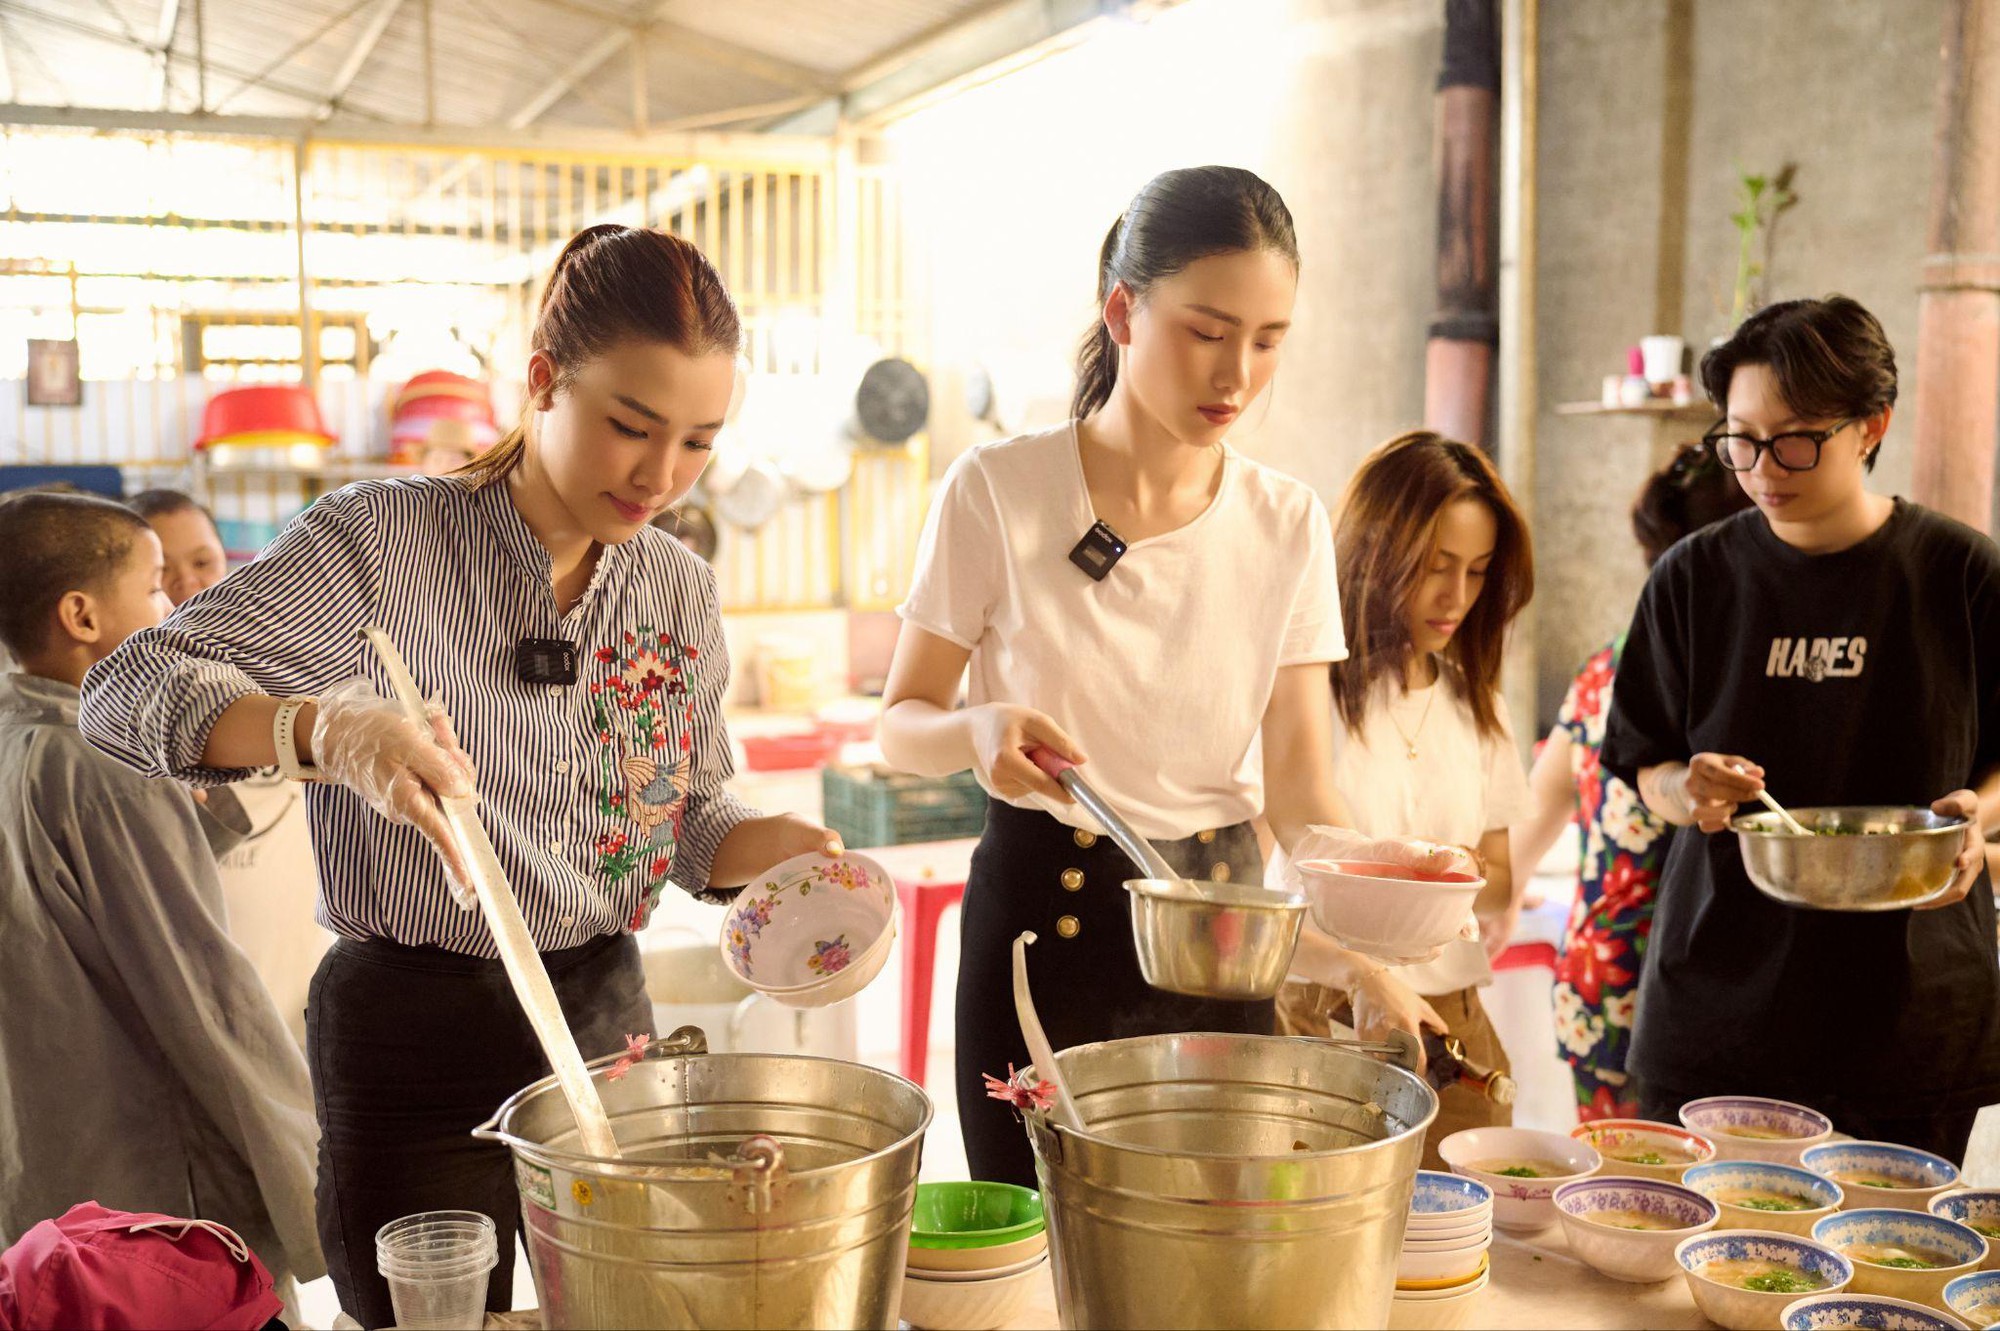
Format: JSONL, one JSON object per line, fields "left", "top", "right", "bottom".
{"left": 1026, "top": 1032, "right": 1437, "bottom": 1329}
{"left": 473, "top": 1027, "right": 932, "bottom": 1329}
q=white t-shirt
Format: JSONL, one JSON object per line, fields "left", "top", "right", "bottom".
{"left": 1327, "top": 668, "right": 1529, "bottom": 994}
{"left": 897, "top": 421, "right": 1346, "bottom": 840}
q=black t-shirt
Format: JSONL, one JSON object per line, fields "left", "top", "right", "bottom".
{"left": 1602, "top": 499, "right": 2000, "bottom": 1112}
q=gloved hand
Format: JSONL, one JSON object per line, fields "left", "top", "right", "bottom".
{"left": 311, "top": 678, "right": 479, "bottom": 904}
{"left": 1282, "top": 825, "right": 1480, "bottom": 964}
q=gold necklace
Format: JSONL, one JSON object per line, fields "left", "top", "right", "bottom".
{"left": 1386, "top": 662, "right": 1440, "bottom": 760}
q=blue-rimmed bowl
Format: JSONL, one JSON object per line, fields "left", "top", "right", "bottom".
{"left": 1782, "top": 1292, "right": 1971, "bottom": 1329}
{"left": 1813, "top": 1209, "right": 1986, "bottom": 1305}
{"left": 1683, "top": 1096, "right": 1837, "bottom": 1165}
{"left": 1554, "top": 1176, "right": 1719, "bottom": 1283}
{"left": 1803, "top": 1143, "right": 1962, "bottom": 1212}
{"left": 1687, "top": 1160, "right": 1847, "bottom": 1237}
{"left": 1933, "top": 1194, "right": 2000, "bottom": 1271}
{"left": 1676, "top": 1231, "right": 1855, "bottom": 1331}
{"left": 1945, "top": 1270, "right": 2000, "bottom": 1327}
{"left": 1410, "top": 1170, "right": 1495, "bottom": 1218}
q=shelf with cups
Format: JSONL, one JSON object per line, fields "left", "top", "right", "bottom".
{"left": 1554, "top": 401, "right": 1716, "bottom": 422}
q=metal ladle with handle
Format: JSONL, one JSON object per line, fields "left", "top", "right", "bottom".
{"left": 364, "top": 627, "right": 622, "bottom": 1160}
{"left": 1024, "top": 746, "right": 1307, "bottom": 1001}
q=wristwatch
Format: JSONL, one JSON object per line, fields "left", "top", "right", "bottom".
{"left": 273, "top": 697, "right": 324, "bottom": 783}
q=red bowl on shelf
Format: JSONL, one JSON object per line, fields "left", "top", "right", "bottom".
{"left": 392, "top": 371, "right": 495, "bottom": 421}
{"left": 197, "top": 384, "right": 335, "bottom": 450}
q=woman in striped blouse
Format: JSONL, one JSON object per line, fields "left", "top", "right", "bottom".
{"left": 80, "top": 225, "right": 838, "bottom": 1327}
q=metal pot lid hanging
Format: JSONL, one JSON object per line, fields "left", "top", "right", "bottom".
{"left": 853, "top": 357, "right": 929, "bottom": 444}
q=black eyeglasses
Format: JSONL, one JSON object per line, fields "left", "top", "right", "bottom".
{"left": 1703, "top": 419, "right": 1855, "bottom": 473}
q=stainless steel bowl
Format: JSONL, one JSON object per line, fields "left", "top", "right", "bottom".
{"left": 1732, "top": 805, "right": 1968, "bottom": 911}
{"left": 1124, "top": 878, "right": 1307, "bottom": 1000}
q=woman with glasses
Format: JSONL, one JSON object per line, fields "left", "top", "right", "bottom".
{"left": 1601, "top": 295, "right": 1999, "bottom": 1160}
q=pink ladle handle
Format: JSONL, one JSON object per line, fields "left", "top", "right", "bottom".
{"left": 1027, "top": 745, "right": 1076, "bottom": 780}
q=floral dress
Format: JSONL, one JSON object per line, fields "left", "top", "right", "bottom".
{"left": 1551, "top": 635, "right": 1671, "bottom": 1121}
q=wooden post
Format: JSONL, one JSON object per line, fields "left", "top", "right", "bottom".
{"left": 1911, "top": 0, "right": 2000, "bottom": 533}
{"left": 1424, "top": 0, "right": 1501, "bottom": 450}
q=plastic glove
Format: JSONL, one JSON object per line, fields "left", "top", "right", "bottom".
{"left": 1282, "top": 825, "right": 1479, "bottom": 964}
{"left": 312, "top": 677, "right": 479, "bottom": 904}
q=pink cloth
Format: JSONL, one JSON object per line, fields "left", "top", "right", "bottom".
{"left": 0, "top": 1202, "right": 281, "bottom": 1330}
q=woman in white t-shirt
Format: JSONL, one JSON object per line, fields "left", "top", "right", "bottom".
{"left": 1275, "top": 431, "right": 1535, "bottom": 1167}
{"left": 882, "top": 167, "right": 1459, "bottom": 1185}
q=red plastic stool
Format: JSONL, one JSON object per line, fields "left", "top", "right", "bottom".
{"left": 867, "top": 839, "right": 977, "bottom": 1089}
{"left": 1492, "top": 940, "right": 1559, "bottom": 972}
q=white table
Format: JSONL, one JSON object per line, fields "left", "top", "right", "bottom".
{"left": 998, "top": 1222, "right": 1712, "bottom": 1329}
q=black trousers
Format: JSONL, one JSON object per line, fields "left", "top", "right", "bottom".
{"left": 305, "top": 932, "right": 653, "bottom": 1329}
{"left": 1638, "top": 1081, "right": 1980, "bottom": 1163}
{"left": 955, "top": 799, "right": 1272, "bottom": 1187}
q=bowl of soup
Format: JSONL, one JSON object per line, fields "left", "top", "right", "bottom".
{"left": 1686, "top": 1161, "right": 1847, "bottom": 1238}
{"left": 1292, "top": 858, "right": 1484, "bottom": 962}
{"left": 1945, "top": 1270, "right": 2000, "bottom": 1327}
{"left": 1731, "top": 806, "right": 1967, "bottom": 911}
{"left": 1932, "top": 1194, "right": 2000, "bottom": 1272}
{"left": 1782, "top": 1292, "right": 1975, "bottom": 1330}
{"left": 1803, "top": 1143, "right": 1961, "bottom": 1212}
{"left": 1682, "top": 1096, "right": 1837, "bottom": 1165}
{"left": 1439, "top": 1127, "right": 1601, "bottom": 1233}
{"left": 1572, "top": 1118, "right": 1718, "bottom": 1183}
{"left": 1677, "top": 1231, "right": 1855, "bottom": 1330}
{"left": 1813, "top": 1209, "right": 1987, "bottom": 1306}
{"left": 1554, "top": 1176, "right": 1720, "bottom": 1283}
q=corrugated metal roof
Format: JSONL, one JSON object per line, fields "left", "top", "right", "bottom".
{"left": 0, "top": 0, "right": 1007, "bottom": 132}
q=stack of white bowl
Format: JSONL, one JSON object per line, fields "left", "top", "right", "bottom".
{"left": 1393, "top": 1171, "right": 1495, "bottom": 1331}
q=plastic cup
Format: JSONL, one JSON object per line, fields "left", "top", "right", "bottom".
{"left": 375, "top": 1210, "right": 498, "bottom": 1330}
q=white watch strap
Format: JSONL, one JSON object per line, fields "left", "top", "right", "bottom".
{"left": 273, "top": 697, "right": 322, "bottom": 782}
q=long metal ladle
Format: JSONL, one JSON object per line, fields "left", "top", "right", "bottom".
{"left": 365, "top": 627, "right": 622, "bottom": 1159}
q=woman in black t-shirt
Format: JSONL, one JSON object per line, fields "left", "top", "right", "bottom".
{"left": 1601, "top": 295, "right": 1999, "bottom": 1161}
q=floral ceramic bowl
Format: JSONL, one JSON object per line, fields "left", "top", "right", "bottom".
{"left": 1675, "top": 1231, "right": 1855, "bottom": 1331}
{"left": 1553, "top": 1176, "right": 1719, "bottom": 1283}
{"left": 1681, "top": 1096, "right": 1836, "bottom": 1166}
{"left": 1573, "top": 1118, "right": 1717, "bottom": 1183}
{"left": 718, "top": 851, "right": 897, "bottom": 1008}
{"left": 1811, "top": 1209, "right": 1986, "bottom": 1306}
{"left": 1783, "top": 1293, "right": 1971, "bottom": 1330}
{"left": 1684, "top": 1160, "right": 1845, "bottom": 1238}
{"left": 1438, "top": 1127, "right": 1602, "bottom": 1233}
{"left": 1944, "top": 1269, "right": 2000, "bottom": 1327}
{"left": 1933, "top": 1193, "right": 2000, "bottom": 1272}
{"left": 1803, "top": 1143, "right": 1962, "bottom": 1213}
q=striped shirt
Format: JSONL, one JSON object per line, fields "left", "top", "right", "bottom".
{"left": 80, "top": 474, "right": 757, "bottom": 957}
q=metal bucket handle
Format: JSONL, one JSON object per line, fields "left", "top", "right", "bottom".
{"left": 471, "top": 1024, "right": 792, "bottom": 1211}
{"left": 470, "top": 1023, "right": 708, "bottom": 1150}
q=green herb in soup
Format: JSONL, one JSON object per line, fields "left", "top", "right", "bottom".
{"left": 1699, "top": 1258, "right": 1826, "bottom": 1293}
{"left": 1830, "top": 1170, "right": 1918, "bottom": 1189}
{"left": 1711, "top": 1186, "right": 1819, "bottom": 1212}
{"left": 1580, "top": 1208, "right": 1681, "bottom": 1231}
{"left": 1844, "top": 1242, "right": 1952, "bottom": 1270}
{"left": 1972, "top": 1223, "right": 2000, "bottom": 1240}
{"left": 1743, "top": 1269, "right": 1824, "bottom": 1293}
{"left": 1477, "top": 1158, "right": 1567, "bottom": 1179}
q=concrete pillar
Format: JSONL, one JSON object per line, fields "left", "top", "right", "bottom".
{"left": 1911, "top": 0, "right": 2000, "bottom": 533}
{"left": 1424, "top": 0, "right": 1501, "bottom": 448}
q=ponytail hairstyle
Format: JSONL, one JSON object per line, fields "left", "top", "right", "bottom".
{"left": 458, "top": 223, "right": 743, "bottom": 487}
{"left": 1330, "top": 432, "right": 1534, "bottom": 741}
{"left": 1071, "top": 166, "right": 1299, "bottom": 421}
